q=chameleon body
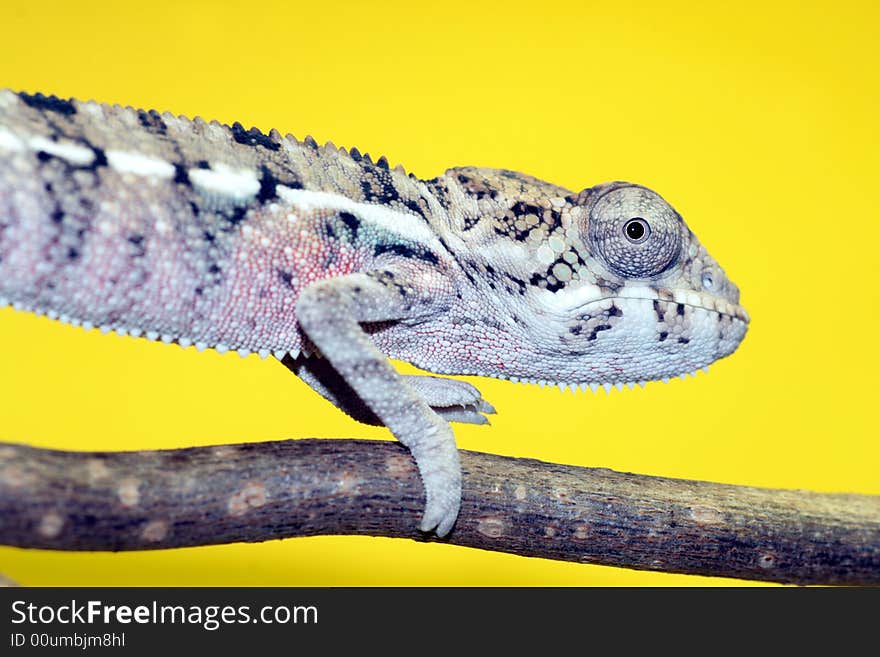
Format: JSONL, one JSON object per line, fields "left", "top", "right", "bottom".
{"left": 0, "top": 91, "right": 748, "bottom": 536}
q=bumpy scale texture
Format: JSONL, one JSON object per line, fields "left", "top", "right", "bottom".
{"left": 0, "top": 91, "right": 749, "bottom": 535}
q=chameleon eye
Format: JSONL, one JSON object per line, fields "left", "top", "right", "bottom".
{"left": 623, "top": 218, "right": 650, "bottom": 243}
{"left": 587, "top": 186, "right": 682, "bottom": 279}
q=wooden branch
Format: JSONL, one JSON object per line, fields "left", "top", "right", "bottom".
{"left": 1, "top": 439, "right": 878, "bottom": 585}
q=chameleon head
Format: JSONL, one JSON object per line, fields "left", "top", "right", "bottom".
{"left": 527, "top": 182, "right": 749, "bottom": 385}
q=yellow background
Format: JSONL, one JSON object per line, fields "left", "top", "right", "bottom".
{"left": 0, "top": 0, "right": 877, "bottom": 586}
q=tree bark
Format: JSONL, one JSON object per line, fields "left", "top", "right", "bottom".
{"left": 0, "top": 439, "right": 877, "bottom": 585}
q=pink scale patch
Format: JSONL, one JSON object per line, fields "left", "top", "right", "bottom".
{"left": 209, "top": 207, "right": 366, "bottom": 353}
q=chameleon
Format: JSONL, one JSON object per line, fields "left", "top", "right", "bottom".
{"left": 0, "top": 90, "right": 749, "bottom": 536}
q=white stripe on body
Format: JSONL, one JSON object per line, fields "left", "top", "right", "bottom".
{"left": 107, "top": 150, "right": 175, "bottom": 178}
{"left": 189, "top": 164, "right": 260, "bottom": 200}
{"left": 28, "top": 135, "right": 95, "bottom": 166}
{"left": 276, "top": 186, "right": 443, "bottom": 251}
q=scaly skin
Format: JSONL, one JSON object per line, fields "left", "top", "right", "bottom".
{"left": 0, "top": 91, "right": 749, "bottom": 535}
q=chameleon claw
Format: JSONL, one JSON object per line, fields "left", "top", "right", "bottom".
{"left": 420, "top": 496, "right": 460, "bottom": 537}
{"left": 434, "top": 407, "right": 490, "bottom": 425}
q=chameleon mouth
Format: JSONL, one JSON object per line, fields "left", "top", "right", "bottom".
{"left": 677, "top": 298, "right": 749, "bottom": 324}
{"left": 628, "top": 288, "right": 750, "bottom": 325}
{"left": 548, "top": 283, "right": 749, "bottom": 325}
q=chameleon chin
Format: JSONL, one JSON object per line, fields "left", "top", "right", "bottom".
{"left": 0, "top": 90, "right": 748, "bottom": 537}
